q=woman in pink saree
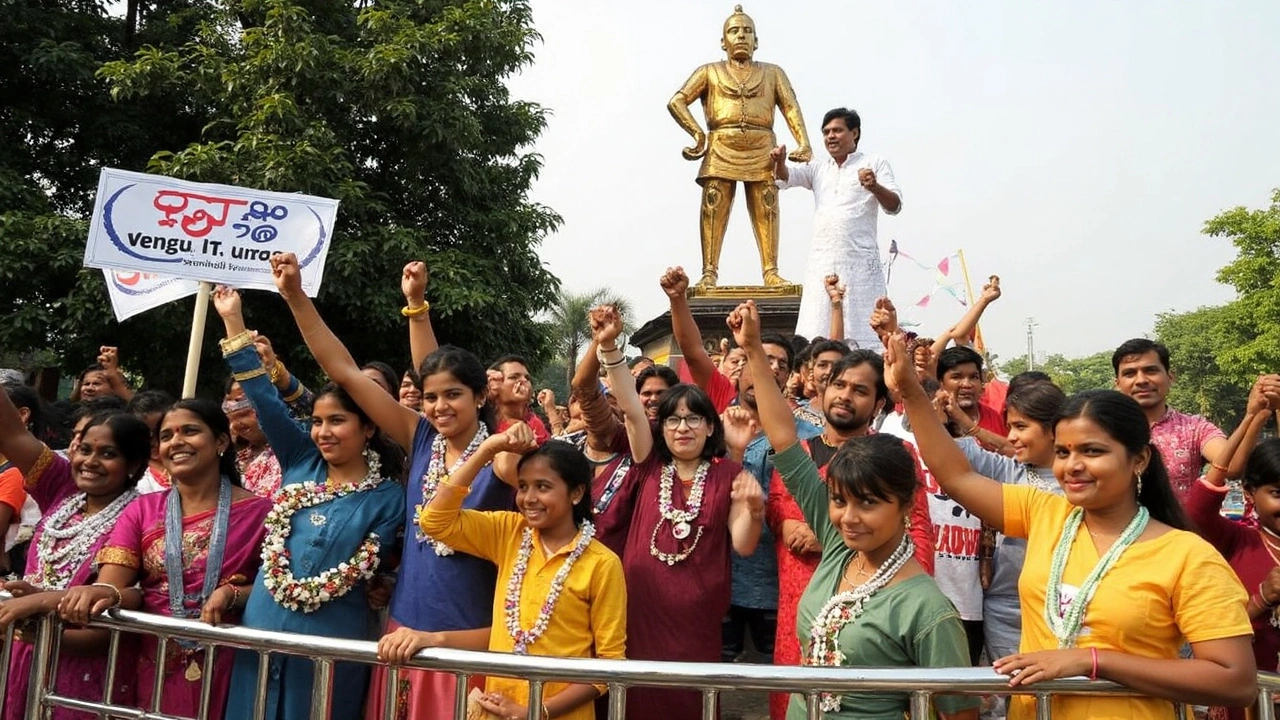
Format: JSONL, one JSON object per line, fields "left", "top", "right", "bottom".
{"left": 61, "top": 398, "right": 271, "bottom": 719}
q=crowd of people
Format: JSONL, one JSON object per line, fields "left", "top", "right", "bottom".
{"left": 0, "top": 251, "right": 1273, "bottom": 720}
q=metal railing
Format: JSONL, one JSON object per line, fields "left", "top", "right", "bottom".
{"left": 2, "top": 601, "right": 1277, "bottom": 720}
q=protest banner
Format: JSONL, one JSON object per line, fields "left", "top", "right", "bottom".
{"left": 104, "top": 269, "right": 201, "bottom": 322}
{"left": 84, "top": 169, "right": 341, "bottom": 396}
{"left": 84, "top": 168, "right": 338, "bottom": 295}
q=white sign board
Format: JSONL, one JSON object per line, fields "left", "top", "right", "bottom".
{"left": 84, "top": 168, "right": 338, "bottom": 295}
{"left": 103, "top": 270, "right": 201, "bottom": 322}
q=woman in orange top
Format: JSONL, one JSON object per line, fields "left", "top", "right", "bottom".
{"left": 380, "top": 426, "right": 627, "bottom": 720}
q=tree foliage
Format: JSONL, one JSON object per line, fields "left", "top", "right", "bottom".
{"left": 998, "top": 351, "right": 1114, "bottom": 396}
{"left": 546, "top": 288, "right": 634, "bottom": 386}
{"left": 0, "top": 0, "right": 560, "bottom": 394}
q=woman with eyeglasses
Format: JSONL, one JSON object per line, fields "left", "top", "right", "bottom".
{"left": 596, "top": 324, "right": 763, "bottom": 720}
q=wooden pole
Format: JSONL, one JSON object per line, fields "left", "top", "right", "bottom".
{"left": 181, "top": 282, "right": 213, "bottom": 398}
{"left": 955, "top": 249, "right": 986, "bottom": 354}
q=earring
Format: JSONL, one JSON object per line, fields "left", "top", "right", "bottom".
{"left": 904, "top": 514, "right": 911, "bottom": 530}
{"left": 1135, "top": 470, "right": 1144, "bottom": 496}
{"left": 362, "top": 446, "right": 370, "bottom": 460}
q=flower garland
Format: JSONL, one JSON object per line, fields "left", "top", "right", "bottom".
{"left": 648, "top": 460, "right": 708, "bottom": 565}
{"left": 261, "top": 451, "right": 385, "bottom": 613}
{"left": 1025, "top": 466, "right": 1058, "bottom": 493}
{"left": 1043, "top": 506, "right": 1149, "bottom": 647}
{"left": 414, "top": 425, "right": 489, "bottom": 555}
{"left": 26, "top": 489, "right": 138, "bottom": 590}
{"left": 804, "top": 532, "right": 914, "bottom": 712}
{"left": 505, "top": 522, "right": 596, "bottom": 654}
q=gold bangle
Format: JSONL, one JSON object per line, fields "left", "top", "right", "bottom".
{"left": 269, "top": 361, "right": 286, "bottom": 385}
{"left": 963, "top": 423, "right": 980, "bottom": 437}
{"left": 91, "top": 582, "right": 122, "bottom": 610}
{"left": 219, "top": 330, "right": 255, "bottom": 355}
{"left": 1210, "top": 462, "right": 1229, "bottom": 473}
{"left": 232, "top": 367, "right": 268, "bottom": 382}
{"left": 401, "top": 302, "right": 430, "bottom": 317}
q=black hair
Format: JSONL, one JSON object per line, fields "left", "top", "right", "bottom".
{"left": 793, "top": 342, "right": 815, "bottom": 373}
{"left": 157, "top": 397, "right": 242, "bottom": 486}
{"left": 634, "top": 365, "right": 679, "bottom": 394}
{"left": 761, "top": 333, "right": 795, "bottom": 372}
{"left": 126, "top": 389, "right": 175, "bottom": 417}
{"left": 518, "top": 440, "right": 594, "bottom": 526}
{"left": 71, "top": 395, "right": 128, "bottom": 426}
{"left": 401, "top": 367, "right": 422, "bottom": 388}
{"left": 1243, "top": 438, "right": 1280, "bottom": 492}
{"left": 628, "top": 356, "right": 656, "bottom": 369}
{"left": 1055, "top": 390, "right": 1188, "bottom": 530}
{"left": 69, "top": 364, "right": 109, "bottom": 402}
{"left": 4, "top": 384, "right": 47, "bottom": 442}
{"left": 826, "top": 433, "right": 916, "bottom": 507}
{"left": 936, "top": 346, "right": 985, "bottom": 381}
{"left": 653, "top": 384, "right": 725, "bottom": 461}
{"left": 827, "top": 350, "right": 888, "bottom": 403}
{"left": 1110, "top": 338, "right": 1171, "bottom": 375}
{"left": 808, "top": 339, "right": 852, "bottom": 364}
{"left": 361, "top": 361, "right": 400, "bottom": 397}
{"left": 789, "top": 335, "right": 810, "bottom": 363}
{"left": 1007, "top": 371, "right": 1053, "bottom": 397}
{"left": 489, "top": 355, "right": 530, "bottom": 373}
{"left": 822, "top": 107, "right": 862, "bottom": 134}
{"left": 312, "top": 382, "right": 408, "bottom": 483}
{"left": 419, "top": 345, "right": 497, "bottom": 432}
{"left": 77, "top": 411, "right": 153, "bottom": 488}
{"left": 1005, "top": 382, "right": 1066, "bottom": 430}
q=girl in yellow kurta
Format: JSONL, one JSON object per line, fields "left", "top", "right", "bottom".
{"left": 880, "top": 331, "right": 1258, "bottom": 720}
{"left": 379, "top": 424, "right": 627, "bottom": 720}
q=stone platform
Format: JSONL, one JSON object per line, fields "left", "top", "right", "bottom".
{"left": 630, "top": 288, "right": 802, "bottom": 367}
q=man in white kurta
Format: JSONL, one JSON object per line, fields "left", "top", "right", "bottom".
{"left": 774, "top": 107, "right": 901, "bottom": 348}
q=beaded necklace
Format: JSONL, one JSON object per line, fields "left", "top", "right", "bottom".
{"left": 1025, "top": 466, "right": 1058, "bottom": 493}
{"left": 414, "top": 424, "right": 489, "bottom": 555}
{"left": 504, "top": 522, "right": 596, "bottom": 654}
{"left": 1044, "top": 506, "right": 1149, "bottom": 647}
{"left": 805, "top": 532, "right": 915, "bottom": 712}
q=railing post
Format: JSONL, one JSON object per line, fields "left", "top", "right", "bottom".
{"left": 102, "top": 629, "right": 121, "bottom": 707}
{"left": 0, "top": 623, "right": 13, "bottom": 719}
{"left": 452, "top": 673, "right": 470, "bottom": 720}
{"left": 606, "top": 683, "right": 626, "bottom": 720}
{"left": 197, "top": 644, "right": 218, "bottom": 720}
{"left": 1034, "top": 692, "right": 1053, "bottom": 720}
{"left": 381, "top": 665, "right": 401, "bottom": 720}
{"left": 700, "top": 688, "right": 718, "bottom": 720}
{"left": 803, "top": 691, "right": 821, "bottom": 720}
{"left": 25, "top": 615, "right": 55, "bottom": 720}
{"left": 309, "top": 657, "right": 334, "bottom": 720}
{"left": 252, "top": 650, "right": 271, "bottom": 720}
{"left": 151, "top": 636, "right": 169, "bottom": 713}
{"left": 1257, "top": 687, "right": 1276, "bottom": 720}
{"left": 908, "top": 690, "right": 931, "bottom": 719}
{"left": 527, "top": 679, "right": 544, "bottom": 720}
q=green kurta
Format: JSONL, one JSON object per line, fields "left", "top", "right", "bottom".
{"left": 774, "top": 443, "right": 979, "bottom": 720}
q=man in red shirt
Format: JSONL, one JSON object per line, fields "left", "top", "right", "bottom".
{"left": 936, "top": 346, "right": 1010, "bottom": 455}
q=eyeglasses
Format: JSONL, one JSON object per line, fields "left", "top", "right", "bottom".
{"left": 664, "top": 414, "right": 706, "bottom": 430}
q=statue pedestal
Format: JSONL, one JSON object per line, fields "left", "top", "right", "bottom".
{"left": 630, "top": 289, "right": 802, "bottom": 368}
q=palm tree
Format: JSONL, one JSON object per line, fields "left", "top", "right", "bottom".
{"left": 547, "top": 288, "right": 635, "bottom": 386}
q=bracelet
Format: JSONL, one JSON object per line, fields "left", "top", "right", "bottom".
{"left": 1260, "top": 582, "right": 1277, "bottom": 608}
{"left": 962, "top": 423, "right": 980, "bottom": 438}
{"left": 401, "top": 302, "right": 430, "bottom": 317}
{"left": 223, "top": 584, "right": 242, "bottom": 611}
{"left": 232, "top": 366, "right": 268, "bottom": 382}
{"left": 91, "top": 582, "right": 122, "bottom": 610}
{"left": 269, "top": 361, "right": 286, "bottom": 385}
{"left": 543, "top": 703, "right": 551, "bottom": 720}
{"left": 1209, "top": 462, "right": 1229, "bottom": 473}
{"left": 218, "top": 330, "right": 255, "bottom": 354}
{"left": 1089, "top": 647, "right": 1098, "bottom": 681}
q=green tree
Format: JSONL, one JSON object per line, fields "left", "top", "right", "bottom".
{"left": 999, "top": 351, "right": 1114, "bottom": 396}
{"left": 1, "top": 0, "right": 560, "bottom": 394}
{"left": 1201, "top": 188, "right": 1280, "bottom": 378}
{"left": 547, "top": 288, "right": 634, "bottom": 386}
{"left": 1152, "top": 305, "right": 1250, "bottom": 427}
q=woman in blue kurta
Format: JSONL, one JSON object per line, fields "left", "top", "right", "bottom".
{"left": 213, "top": 287, "right": 406, "bottom": 720}
{"left": 270, "top": 253, "right": 518, "bottom": 719}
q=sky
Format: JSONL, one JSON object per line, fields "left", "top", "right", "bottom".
{"left": 506, "top": 0, "right": 1280, "bottom": 363}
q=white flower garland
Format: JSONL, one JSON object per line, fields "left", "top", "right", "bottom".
{"left": 648, "top": 460, "right": 708, "bottom": 566}
{"left": 414, "top": 425, "right": 489, "bottom": 555}
{"left": 805, "top": 533, "right": 914, "bottom": 712}
{"left": 504, "top": 522, "right": 595, "bottom": 654}
{"left": 26, "top": 489, "right": 138, "bottom": 590}
{"left": 261, "top": 451, "right": 385, "bottom": 613}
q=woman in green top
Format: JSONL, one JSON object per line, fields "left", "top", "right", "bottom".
{"left": 729, "top": 301, "right": 978, "bottom": 720}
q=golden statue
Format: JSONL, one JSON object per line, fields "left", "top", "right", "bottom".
{"left": 668, "top": 4, "right": 812, "bottom": 291}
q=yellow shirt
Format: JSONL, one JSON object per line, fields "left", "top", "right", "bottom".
{"left": 422, "top": 492, "right": 627, "bottom": 720}
{"left": 1002, "top": 485, "right": 1252, "bottom": 720}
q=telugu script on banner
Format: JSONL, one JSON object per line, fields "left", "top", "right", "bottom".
{"left": 84, "top": 168, "right": 339, "bottom": 296}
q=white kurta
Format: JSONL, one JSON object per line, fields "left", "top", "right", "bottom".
{"left": 779, "top": 151, "right": 901, "bottom": 348}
